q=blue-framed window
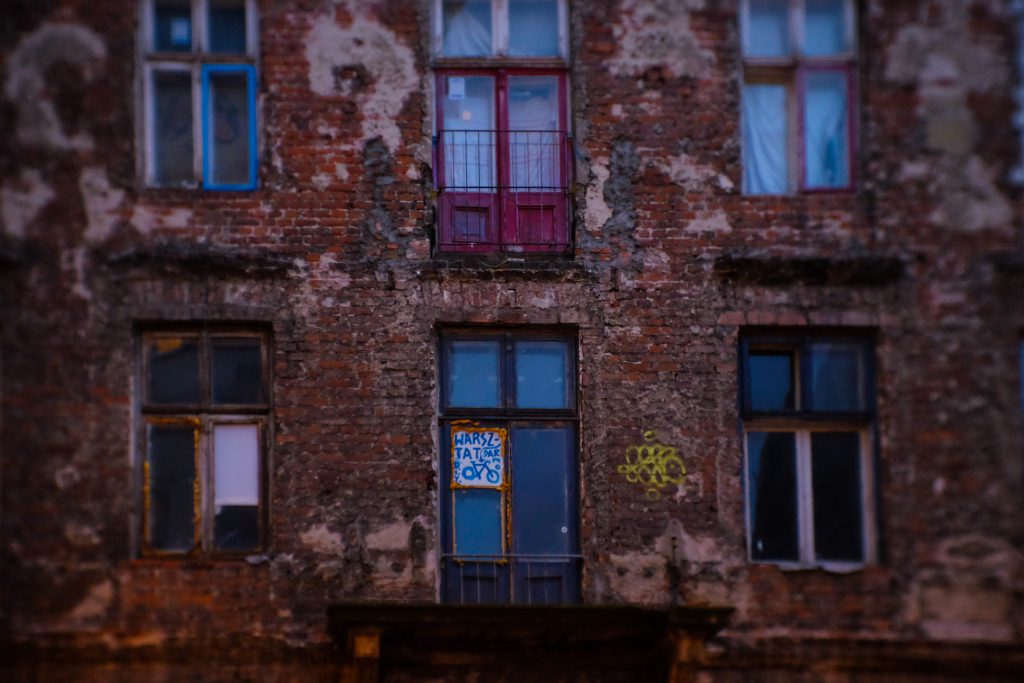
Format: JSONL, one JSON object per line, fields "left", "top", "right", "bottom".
{"left": 142, "top": 0, "right": 258, "bottom": 190}
{"left": 740, "top": 331, "right": 878, "bottom": 568}
{"left": 438, "top": 329, "right": 580, "bottom": 605}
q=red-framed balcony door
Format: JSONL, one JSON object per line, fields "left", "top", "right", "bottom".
{"left": 501, "top": 73, "right": 569, "bottom": 253}
{"left": 438, "top": 73, "right": 500, "bottom": 252}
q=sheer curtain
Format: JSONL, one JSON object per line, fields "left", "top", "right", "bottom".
{"left": 508, "top": 77, "right": 559, "bottom": 190}
{"left": 742, "top": 83, "right": 788, "bottom": 194}
{"left": 804, "top": 71, "right": 848, "bottom": 188}
{"left": 442, "top": 1, "right": 492, "bottom": 57}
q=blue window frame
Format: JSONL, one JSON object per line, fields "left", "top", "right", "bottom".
{"left": 142, "top": 0, "right": 258, "bottom": 190}
{"left": 439, "top": 329, "right": 580, "bottom": 605}
{"left": 740, "top": 331, "right": 877, "bottom": 568}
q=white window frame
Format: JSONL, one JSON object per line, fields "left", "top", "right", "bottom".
{"left": 739, "top": 0, "right": 858, "bottom": 194}
{"left": 139, "top": 0, "right": 259, "bottom": 189}
{"left": 742, "top": 424, "right": 876, "bottom": 571}
{"left": 432, "top": 0, "right": 569, "bottom": 60}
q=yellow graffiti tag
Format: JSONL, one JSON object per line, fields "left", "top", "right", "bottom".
{"left": 618, "top": 430, "right": 686, "bottom": 500}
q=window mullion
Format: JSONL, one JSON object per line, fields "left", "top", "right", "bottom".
{"left": 494, "top": 0, "right": 508, "bottom": 56}
{"left": 792, "top": 0, "right": 804, "bottom": 58}
{"left": 199, "top": 418, "right": 212, "bottom": 551}
{"left": 194, "top": 0, "right": 207, "bottom": 53}
{"left": 797, "top": 429, "right": 814, "bottom": 564}
{"left": 858, "top": 428, "right": 875, "bottom": 564}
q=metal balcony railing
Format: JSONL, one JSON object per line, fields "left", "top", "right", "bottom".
{"left": 433, "top": 130, "right": 573, "bottom": 252}
{"left": 442, "top": 553, "right": 582, "bottom": 606}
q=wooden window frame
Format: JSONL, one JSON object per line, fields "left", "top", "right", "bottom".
{"left": 740, "top": 331, "right": 878, "bottom": 570}
{"left": 438, "top": 327, "right": 580, "bottom": 604}
{"left": 139, "top": 0, "right": 259, "bottom": 190}
{"left": 740, "top": 0, "right": 858, "bottom": 194}
{"left": 432, "top": 0, "right": 569, "bottom": 62}
{"left": 137, "top": 326, "right": 271, "bottom": 558}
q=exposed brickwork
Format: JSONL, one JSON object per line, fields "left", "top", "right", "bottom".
{"left": 1, "top": 0, "right": 1023, "bottom": 680}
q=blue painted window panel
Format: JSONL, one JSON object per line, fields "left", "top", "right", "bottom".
{"left": 804, "top": 0, "right": 848, "bottom": 56}
{"left": 155, "top": 1, "right": 192, "bottom": 52}
{"left": 148, "top": 425, "right": 196, "bottom": 551}
{"left": 748, "top": 351, "right": 794, "bottom": 412}
{"left": 747, "top": 431, "right": 799, "bottom": 561}
{"left": 209, "top": 0, "right": 247, "bottom": 54}
{"left": 454, "top": 489, "right": 503, "bottom": 556}
{"left": 515, "top": 341, "right": 569, "bottom": 409}
{"left": 153, "top": 71, "right": 195, "bottom": 186}
{"left": 745, "top": 0, "right": 790, "bottom": 57}
{"left": 201, "top": 65, "right": 257, "bottom": 190}
{"left": 809, "top": 341, "right": 864, "bottom": 412}
{"left": 448, "top": 340, "right": 501, "bottom": 408}
{"left": 811, "top": 432, "right": 863, "bottom": 562}
{"left": 147, "top": 336, "right": 200, "bottom": 404}
{"left": 509, "top": 0, "right": 559, "bottom": 57}
{"left": 512, "top": 426, "right": 574, "bottom": 555}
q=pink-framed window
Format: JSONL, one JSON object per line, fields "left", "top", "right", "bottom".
{"left": 740, "top": 0, "right": 857, "bottom": 194}
{"left": 434, "top": 69, "right": 571, "bottom": 253}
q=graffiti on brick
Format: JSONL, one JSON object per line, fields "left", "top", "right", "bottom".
{"left": 618, "top": 430, "right": 686, "bottom": 500}
{"left": 451, "top": 427, "right": 506, "bottom": 488}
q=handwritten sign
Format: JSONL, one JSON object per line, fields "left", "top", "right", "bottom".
{"left": 452, "top": 427, "right": 506, "bottom": 488}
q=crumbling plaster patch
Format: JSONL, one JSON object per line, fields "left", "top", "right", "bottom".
{"left": 305, "top": 15, "right": 419, "bottom": 153}
{"left": 607, "top": 552, "right": 669, "bottom": 605}
{"left": 79, "top": 167, "right": 126, "bottom": 242}
{"left": 4, "top": 23, "right": 106, "bottom": 151}
{"left": 365, "top": 519, "right": 412, "bottom": 551}
{"left": 584, "top": 157, "right": 612, "bottom": 232}
{"left": 299, "top": 523, "right": 345, "bottom": 555}
{"left": 68, "top": 579, "right": 113, "bottom": 622}
{"left": 651, "top": 153, "right": 733, "bottom": 192}
{"left": 1, "top": 169, "right": 55, "bottom": 238}
{"left": 130, "top": 205, "right": 193, "bottom": 234}
{"left": 607, "top": 0, "right": 713, "bottom": 79}
{"left": 883, "top": 2, "right": 1013, "bottom": 232}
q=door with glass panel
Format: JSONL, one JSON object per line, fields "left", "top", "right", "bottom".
{"left": 439, "top": 331, "right": 580, "bottom": 604}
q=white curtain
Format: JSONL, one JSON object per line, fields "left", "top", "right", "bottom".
{"left": 743, "top": 83, "right": 788, "bottom": 194}
{"left": 509, "top": 78, "right": 559, "bottom": 190}
{"left": 804, "top": 71, "right": 848, "bottom": 188}
{"left": 442, "top": 1, "right": 491, "bottom": 57}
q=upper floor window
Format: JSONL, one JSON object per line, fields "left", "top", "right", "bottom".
{"left": 439, "top": 329, "right": 580, "bottom": 604}
{"left": 138, "top": 328, "right": 270, "bottom": 556}
{"left": 740, "top": 332, "right": 877, "bottom": 569}
{"left": 141, "top": 0, "right": 258, "bottom": 190}
{"left": 435, "top": 0, "right": 568, "bottom": 60}
{"left": 433, "top": 1, "right": 571, "bottom": 254}
{"left": 741, "top": 0, "right": 856, "bottom": 194}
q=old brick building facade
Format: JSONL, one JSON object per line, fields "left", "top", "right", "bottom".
{"left": 2, "top": 0, "right": 1023, "bottom": 680}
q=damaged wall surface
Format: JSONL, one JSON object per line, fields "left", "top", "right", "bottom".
{"left": 1, "top": 0, "right": 1023, "bottom": 681}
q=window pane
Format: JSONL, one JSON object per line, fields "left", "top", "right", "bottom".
{"left": 811, "top": 432, "right": 863, "bottom": 562}
{"left": 809, "top": 341, "right": 865, "bottom": 412}
{"left": 212, "top": 338, "right": 262, "bottom": 404}
{"left": 154, "top": 0, "right": 192, "bottom": 52}
{"left": 148, "top": 425, "right": 196, "bottom": 552}
{"left": 745, "top": 0, "right": 790, "bottom": 57}
{"left": 153, "top": 71, "right": 194, "bottom": 186}
{"left": 748, "top": 351, "right": 794, "bottom": 411}
{"left": 742, "top": 83, "right": 788, "bottom": 194}
{"left": 515, "top": 340, "right": 569, "bottom": 408}
{"left": 747, "top": 432, "right": 799, "bottom": 561}
{"left": 511, "top": 426, "right": 573, "bottom": 555}
{"left": 442, "top": 0, "right": 492, "bottom": 56}
{"left": 207, "top": 70, "right": 252, "bottom": 186}
{"left": 803, "top": 70, "right": 849, "bottom": 189}
{"left": 454, "top": 489, "right": 503, "bottom": 555}
{"left": 147, "top": 336, "right": 200, "bottom": 404}
{"left": 804, "top": 0, "right": 848, "bottom": 56}
{"left": 442, "top": 76, "right": 495, "bottom": 190}
{"left": 448, "top": 339, "right": 501, "bottom": 408}
{"left": 509, "top": 0, "right": 559, "bottom": 57}
{"left": 214, "top": 424, "right": 260, "bottom": 550}
{"left": 508, "top": 76, "right": 561, "bottom": 190}
{"left": 209, "top": 0, "right": 247, "bottom": 54}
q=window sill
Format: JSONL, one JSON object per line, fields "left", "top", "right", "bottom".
{"left": 432, "top": 56, "right": 568, "bottom": 70}
{"left": 421, "top": 252, "right": 590, "bottom": 281}
{"left": 751, "top": 559, "right": 870, "bottom": 574}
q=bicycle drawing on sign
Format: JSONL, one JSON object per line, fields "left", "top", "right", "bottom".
{"left": 451, "top": 426, "right": 507, "bottom": 489}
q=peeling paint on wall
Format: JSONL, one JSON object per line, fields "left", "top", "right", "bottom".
{"left": 79, "top": 167, "right": 125, "bottom": 242}
{"left": 305, "top": 15, "right": 419, "bottom": 153}
{"left": 4, "top": 23, "right": 106, "bottom": 151}
{"left": 1, "top": 169, "right": 55, "bottom": 237}
{"left": 607, "top": 0, "right": 713, "bottom": 80}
